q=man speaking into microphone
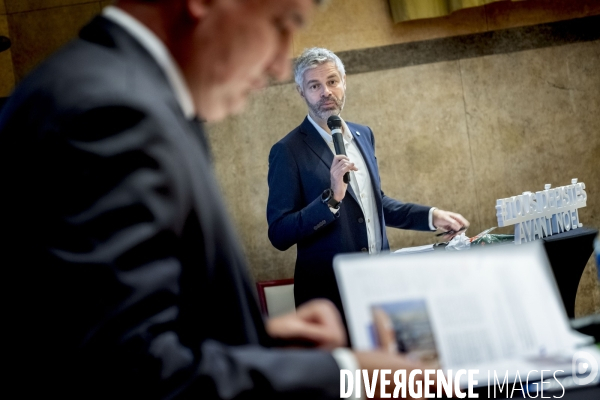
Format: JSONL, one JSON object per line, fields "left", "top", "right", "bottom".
{"left": 267, "top": 47, "right": 469, "bottom": 317}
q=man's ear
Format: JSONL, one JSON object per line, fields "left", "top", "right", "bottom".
{"left": 342, "top": 74, "right": 346, "bottom": 90}
{"left": 296, "top": 84, "right": 305, "bottom": 98}
{"left": 186, "top": 0, "right": 212, "bottom": 20}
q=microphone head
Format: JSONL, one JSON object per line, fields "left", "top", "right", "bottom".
{"left": 327, "top": 115, "right": 342, "bottom": 130}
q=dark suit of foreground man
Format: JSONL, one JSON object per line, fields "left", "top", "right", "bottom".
{"left": 1, "top": 1, "right": 430, "bottom": 399}
{"left": 267, "top": 48, "right": 469, "bottom": 314}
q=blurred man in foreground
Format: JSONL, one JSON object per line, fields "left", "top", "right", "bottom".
{"left": 1, "top": 1, "right": 427, "bottom": 398}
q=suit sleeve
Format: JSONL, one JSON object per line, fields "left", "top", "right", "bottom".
{"left": 266, "top": 141, "right": 338, "bottom": 251}
{"left": 40, "top": 105, "right": 341, "bottom": 400}
{"left": 367, "top": 127, "right": 432, "bottom": 231}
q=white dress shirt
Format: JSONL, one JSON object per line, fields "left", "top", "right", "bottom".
{"left": 307, "top": 114, "right": 437, "bottom": 245}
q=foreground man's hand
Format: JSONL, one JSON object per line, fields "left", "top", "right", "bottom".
{"left": 266, "top": 299, "right": 347, "bottom": 349}
{"left": 433, "top": 209, "right": 470, "bottom": 240}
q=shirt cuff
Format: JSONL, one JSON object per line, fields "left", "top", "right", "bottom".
{"left": 329, "top": 206, "right": 340, "bottom": 214}
{"left": 331, "top": 348, "right": 365, "bottom": 400}
{"left": 428, "top": 207, "right": 437, "bottom": 231}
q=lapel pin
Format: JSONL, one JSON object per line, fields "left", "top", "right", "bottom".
{"left": 355, "top": 130, "right": 360, "bottom": 136}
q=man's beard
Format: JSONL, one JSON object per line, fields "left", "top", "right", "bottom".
{"left": 307, "top": 93, "right": 345, "bottom": 120}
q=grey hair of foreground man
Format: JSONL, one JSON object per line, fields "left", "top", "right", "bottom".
{"left": 294, "top": 47, "right": 346, "bottom": 87}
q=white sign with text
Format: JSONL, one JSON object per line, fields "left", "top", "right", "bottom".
{"left": 495, "top": 179, "right": 587, "bottom": 244}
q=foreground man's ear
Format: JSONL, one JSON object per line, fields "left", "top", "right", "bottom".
{"left": 186, "top": 0, "right": 213, "bottom": 20}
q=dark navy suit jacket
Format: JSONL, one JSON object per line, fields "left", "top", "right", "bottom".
{"left": 267, "top": 117, "right": 432, "bottom": 313}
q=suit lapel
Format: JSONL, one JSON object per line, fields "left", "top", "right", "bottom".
{"left": 300, "top": 118, "right": 333, "bottom": 169}
{"left": 348, "top": 123, "right": 385, "bottom": 234}
{"left": 349, "top": 125, "right": 381, "bottom": 195}
{"left": 300, "top": 117, "right": 359, "bottom": 205}
{"left": 82, "top": 17, "right": 214, "bottom": 164}
{"left": 189, "top": 117, "right": 212, "bottom": 162}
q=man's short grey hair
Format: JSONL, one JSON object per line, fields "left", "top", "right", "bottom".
{"left": 294, "top": 47, "right": 346, "bottom": 88}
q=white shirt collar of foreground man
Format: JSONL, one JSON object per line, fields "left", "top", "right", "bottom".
{"left": 102, "top": 6, "right": 196, "bottom": 120}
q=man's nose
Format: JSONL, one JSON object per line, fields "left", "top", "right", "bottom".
{"left": 268, "top": 55, "right": 290, "bottom": 82}
{"left": 321, "top": 85, "right": 332, "bottom": 97}
{"left": 267, "top": 35, "right": 293, "bottom": 82}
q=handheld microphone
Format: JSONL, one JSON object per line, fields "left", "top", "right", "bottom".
{"left": 327, "top": 115, "right": 350, "bottom": 184}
